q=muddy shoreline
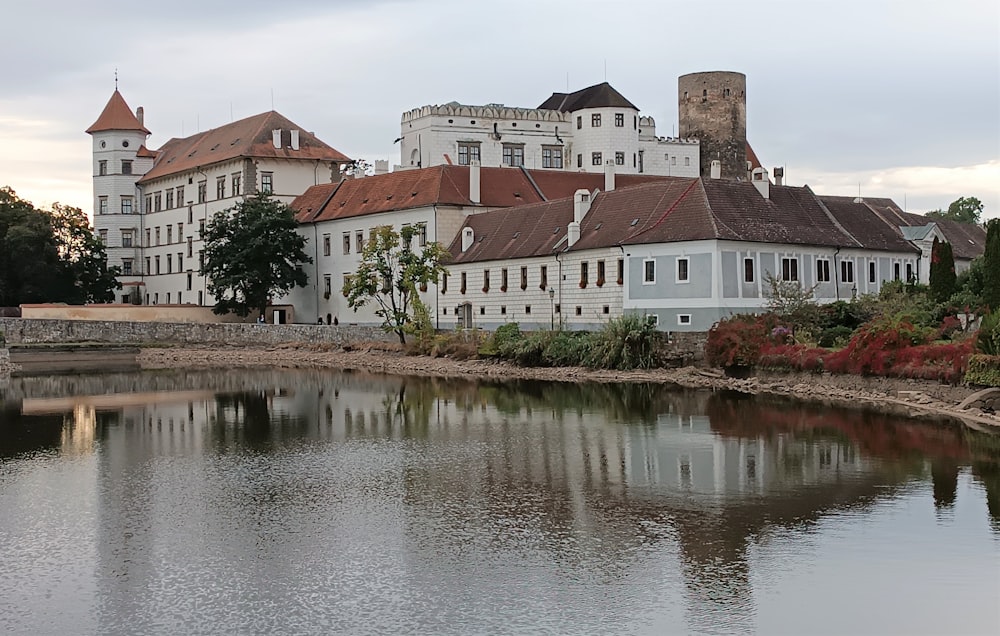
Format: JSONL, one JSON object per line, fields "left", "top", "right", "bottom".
{"left": 135, "top": 344, "right": 1000, "bottom": 430}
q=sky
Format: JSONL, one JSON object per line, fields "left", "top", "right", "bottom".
{"left": 1, "top": 0, "right": 997, "bottom": 220}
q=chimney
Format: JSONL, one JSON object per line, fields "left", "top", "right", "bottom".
{"left": 710, "top": 160, "right": 722, "bottom": 179}
{"left": 604, "top": 159, "right": 615, "bottom": 191}
{"left": 752, "top": 167, "right": 769, "bottom": 199}
{"left": 573, "top": 189, "right": 591, "bottom": 224}
{"left": 373, "top": 160, "right": 389, "bottom": 175}
{"left": 773, "top": 167, "right": 784, "bottom": 186}
{"left": 461, "top": 227, "right": 475, "bottom": 252}
{"left": 136, "top": 107, "right": 144, "bottom": 127}
{"left": 469, "top": 159, "right": 481, "bottom": 204}
{"left": 272, "top": 129, "right": 281, "bottom": 149}
{"left": 567, "top": 221, "right": 581, "bottom": 247}
{"left": 290, "top": 130, "right": 300, "bottom": 150}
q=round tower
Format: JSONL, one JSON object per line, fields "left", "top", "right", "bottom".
{"left": 678, "top": 71, "right": 746, "bottom": 181}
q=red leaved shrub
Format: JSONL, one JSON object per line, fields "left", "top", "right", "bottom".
{"left": 705, "top": 313, "right": 780, "bottom": 368}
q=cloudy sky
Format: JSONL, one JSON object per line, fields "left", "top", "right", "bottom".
{"left": 2, "top": 0, "right": 997, "bottom": 219}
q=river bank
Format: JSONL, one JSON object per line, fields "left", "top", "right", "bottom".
{"left": 137, "top": 343, "right": 1000, "bottom": 429}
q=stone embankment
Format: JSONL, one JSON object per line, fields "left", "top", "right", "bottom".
{"left": 138, "top": 344, "right": 1000, "bottom": 429}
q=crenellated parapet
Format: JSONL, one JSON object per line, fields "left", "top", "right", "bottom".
{"left": 402, "top": 103, "right": 570, "bottom": 124}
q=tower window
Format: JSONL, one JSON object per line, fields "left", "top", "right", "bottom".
{"left": 121, "top": 160, "right": 132, "bottom": 175}
{"left": 591, "top": 113, "right": 601, "bottom": 127}
{"left": 615, "top": 113, "right": 624, "bottom": 127}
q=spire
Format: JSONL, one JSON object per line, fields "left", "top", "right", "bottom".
{"left": 86, "top": 90, "right": 150, "bottom": 135}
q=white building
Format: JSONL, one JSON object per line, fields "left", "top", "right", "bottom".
{"left": 88, "top": 90, "right": 351, "bottom": 309}
{"left": 398, "top": 82, "right": 701, "bottom": 178}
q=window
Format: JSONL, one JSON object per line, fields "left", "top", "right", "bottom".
{"left": 483, "top": 270, "right": 490, "bottom": 293}
{"left": 615, "top": 113, "right": 624, "bottom": 127}
{"left": 122, "top": 259, "right": 133, "bottom": 275}
{"left": 744, "top": 257, "right": 755, "bottom": 283}
{"left": 540, "top": 265, "right": 548, "bottom": 290}
{"left": 841, "top": 260, "right": 854, "bottom": 283}
{"left": 199, "top": 219, "right": 205, "bottom": 237}
{"left": 617, "top": 259, "right": 624, "bottom": 285}
{"left": 98, "top": 196, "right": 108, "bottom": 215}
{"left": 502, "top": 144, "right": 524, "bottom": 167}
{"left": 781, "top": 257, "right": 799, "bottom": 282}
{"left": 98, "top": 229, "right": 108, "bottom": 243}
{"left": 603, "top": 305, "right": 610, "bottom": 314}
{"left": 457, "top": 142, "right": 481, "bottom": 165}
{"left": 323, "top": 234, "right": 331, "bottom": 256}
{"left": 177, "top": 186, "right": 185, "bottom": 206}
{"left": 167, "top": 254, "right": 173, "bottom": 274}
{"left": 677, "top": 257, "right": 689, "bottom": 283}
{"left": 525, "top": 305, "right": 531, "bottom": 314}
{"left": 121, "top": 196, "right": 133, "bottom": 215}
{"left": 198, "top": 251, "right": 204, "bottom": 270}
{"left": 894, "top": 262, "right": 901, "bottom": 280}
{"left": 145, "top": 257, "right": 150, "bottom": 273}
{"left": 167, "top": 226, "right": 173, "bottom": 244}
{"left": 671, "top": 156, "right": 677, "bottom": 166}
{"left": 323, "top": 275, "right": 332, "bottom": 298}
{"left": 441, "top": 272, "right": 448, "bottom": 294}
{"left": 597, "top": 260, "right": 606, "bottom": 287}
{"left": 592, "top": 152, "right": 602, "bottom": 166}
{"left": 501, "top": 268, "right": 508, "bottom": 291}
{"left": 155, "top": 255, "right": 161, "bottom": 275}
{"left": 187, "top": 237, "right": 193, "bottom": 258}
{"left": 417, "top": 223, "right": 427, "bottom": 247}
{"left": 155, "top": 227, "right": 161, "bottom": 245}
{"left": 501, "top": 306, "right": 506, "bottom": 315}
{"left": 576, "top": 116, "right": 582, "bottom": 129}
{"left": 575, "top": 306, "right": 582, "bottom": 316}
{"left": 121, "top": 230, "right": 133, "bottom": 247}
{"left": 261, "top": 172, "right": 273, "bottom": 194}
{"left": 177, "top": 254, "right": 183, "bottom": 271}
{"left": 479, "top": 306, "right": 485, "bottom": 315}
{"left": 542, "top": 146, "right": 563, "bottom": 169}
{"left": 580, "top": 262, "right": 589, "bottom": 288}
{"left": 187, "top": 273, "right": 193, "bottom": 291}
{"left": 217, "top": 177, "right": 226, "bottom": 199}
{"left": 906, "top": 263, "right": 914, "bottom": 282}
{"left": 197, "top": 181, "right": 207, "bottom": 203}
{"left": 678, "top": 314, "right": 692, "bottom": 325}
{"left": 869, "top": 261, "right": 877, "bottom": 284}
{"left": 145, "top": 229, "right": 150, "bottom": 247}
{"left": 591, "top": 113, "right": 601, "bottom": 127}
{"left": 638, "top": 150, "right": 644, "bottom": 173}
{"left": 460, "top": 272, "right": 467, "bottom": 294}
{"left": 520, "top": 266, "right": 528, "bottom": 290}
{"left": 177, "top": 223, "right": 183, "bottom": 241}
{"left": 98, "top": 160, "right": 107, "bottom": 176}
{"left": 684, "top": 157, "right": 690, "bottom": 167}
{"left": 356, "top": 231, "right": 364, "bottom": 252}
{"left": 342, "top": 233, "right": 351, "bottom": 255}
{"left": 615, "top": 152, "right": 625, "bottom": 166}
{"left": 643, "top": 259, "right": 656, "bottom": 284}
{"left": 154, "top": 192, "right": 162, "bottom": 212}
{"left": 577, "top": 154, "right": 582, "bottom": 168}
{"left": 232, "top": 173, "right": 242, "bottom": 196}
{"left": 817, "top": 258, "right": 831, "bottom": 282}
{"left": 121, "top": 160, "right": 132, "bottom": 175}
{"left": 648, "top": 314, "right": 660, "bottom": 326}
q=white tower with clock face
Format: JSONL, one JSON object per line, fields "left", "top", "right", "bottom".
{"left": 86, "top": 90, "right": 152, "bottom": 301}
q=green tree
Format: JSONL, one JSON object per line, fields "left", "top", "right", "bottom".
{"left": 199, "top": 193, "right": 311, "bottom": 318}
{"left": 983, "top": 219, "right": 1000, "bottom": 312}
{"left": 343, "top": 224, "right": 447, "bottom": 344}
{"left": 928, "top": 237, "right": 956, "bottom": 304}
{"left": 926, "top": 196, "right": 984, "bottom": 225}
{"left": 49, "top": 203, "right": 121, "bottom": 303}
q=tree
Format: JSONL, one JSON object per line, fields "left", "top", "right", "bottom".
{"left": 926, "top": 196, "right": 984, "bottom": 225}
{"left": 199, "top": 193, "right": 311, "bottom": 318}
{"left": 343, "top": 224, "right": 447, "bottom": 344}
{"left": 49, "top": 203, "right": 121, "bottom": 303}
{"left": 928, "top": 236, "right": 956, "bottom": 304}
{"left": 983, "top": 219, "right": 1000, "bottom": 312}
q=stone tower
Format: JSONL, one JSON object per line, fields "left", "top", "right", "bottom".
{"left": 678, "top": 71, "right": 746, "bottom": 181}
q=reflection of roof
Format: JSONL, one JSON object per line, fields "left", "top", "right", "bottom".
{"left": 537, "top": 82, "right": 639, "bottom": 112}
{"left": 138, "top": 111, "right": 350, "bottom": 184}
{"left": 86, "top": 90, "right": 150, "bottom": 135}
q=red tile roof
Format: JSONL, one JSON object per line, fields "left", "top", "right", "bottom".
{"left": 138, "top": 111, "right": 350, "bottom": 184}
{"left": 86, "top": 90, "right": 150, "bottom": 135}
{"left": 524, "top": 170, "right": 668, "bottom": 201}
{"left": 135, "top": 145, "right": 158, "bottom": 158}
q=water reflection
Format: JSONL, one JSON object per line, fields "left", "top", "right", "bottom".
{"left": 0, "top": 370, "right": 998, "bottom": 635}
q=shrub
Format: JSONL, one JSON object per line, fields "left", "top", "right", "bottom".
{"left": 584, "top": 314, "right": 662, "bottom": 370}
{"left": 512, "top": 330, "right": 553, "bottom": 367}
{"left": 976, "top": 312, "right": 1000, "bottom": 356}
{"left": 965, "top": 354, "right": 1000, "bottom": 387}
{"left": 705, "top": 313, "right": 779, "bottom": 369}
{"left": 480, "top": 322, "right": 522, "bottom": 358}
{"left": 818, "top": 325, "right": 854, "bottom": 348}
{"left": 543, "top": 330, "right": 590, "bottom": 367}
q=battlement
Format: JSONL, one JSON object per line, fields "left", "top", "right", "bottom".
{"left": 402, "top": 103, "right": 570, "bottom": 124}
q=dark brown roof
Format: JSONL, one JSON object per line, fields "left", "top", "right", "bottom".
{"left": 447, "top": 199, "right": 573, "bottom": 264}
{"left": 537, "top": 82, "right": 639, "bottom": 112}
{"left": 292, "top": 166, "right": 543, "bottom": 224}
{"left": 86, "top": 90, "right": 150, "bottom": 135}
{"left": 138, "top": 111, "right": 350, "bottom": 184}
{"left": 818, "top": 196, "right": 917, "bottom": 253}
{"left": 525, "top": 170, "right": 668, "bottom": 201}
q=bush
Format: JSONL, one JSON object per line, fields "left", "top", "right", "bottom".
{"left": 480, "top": 323, "right": 522, "bottom": 358}
{"left": 818, "top": 325, "right": 855, "bottom": 348}
{"left": 584, "top": 314, "right": 662, "bottom": 370}
{"left": 965, "top": 354, "right": 1000, "bottom": 387}
{"left": 976, "top": 312, "right": 1000, "bottom": 356}
{"left": 705, "top": 313, "right": 779, "bottom": 369}
{"left": 511, "top": 330, "right": 552, "bottom": 367}
{"left": 543, "top": 330, "right": 590, "bottom": 367}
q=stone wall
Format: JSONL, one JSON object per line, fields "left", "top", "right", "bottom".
{"left": 0, "top": 318, "right": 391, "bottom": 347}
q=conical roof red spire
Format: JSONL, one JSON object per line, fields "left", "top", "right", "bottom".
{"left": 86, "top": 90, "right": 150, "bottom": 135}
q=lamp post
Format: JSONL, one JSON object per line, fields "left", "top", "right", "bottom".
{"left": 548, "top": 287, "right": 555, "bottom": 330}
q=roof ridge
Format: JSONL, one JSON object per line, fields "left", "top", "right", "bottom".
{"left": 519, "top": 166, "right": 546, "bottom": 201}
{"left": 807, "top": 186, "right": 863, "bottom": 247}
{"left": 630, "top": 179, "right": 700, "bottom": 240}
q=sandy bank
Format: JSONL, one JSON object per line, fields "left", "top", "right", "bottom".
{"left": 138, "top": 344, "right": 1000, "bottom": 430}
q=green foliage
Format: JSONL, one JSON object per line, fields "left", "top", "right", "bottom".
{"left": 402, "top": 293, "right": 435, "bottom": 353}
{"left": 925, "top": 196, "right": 984, "bottom": 225}
{"left": 200, "top": 193, "right": 310, "bottom": 318}
{"left": 584, "top": 314, "right": 662, "bottom": 370}
{"left": 818, "top": 325, "right": 855, "bottom": 348}
{"left": 976, "top": 312, "right": 1000, "bottom": 356}
{"left": 480, "top": 322, "right": 522, "bottom": 357}
{"left": 0, "top": 187, "right": 120, "bottom": 306}
{"left": 763, "top": 272, "right": 821, "bottom": 331}
{"left": 964, "top": 354, "right": 1000, "bottom": 387}
{"left": 929, "top": 238, "right": 957, "bottom": 304}
{"left": 543, "top": 330, "right": 591, "bottom": 367}
{"left": 983, "top": 219, "right": 1000, "bottom": 312}
{"left": 343, "top": 224, "right": 448, "bottom": 344}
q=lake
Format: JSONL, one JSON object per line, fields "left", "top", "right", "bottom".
{"left": 1, "top": 369, "right": 998, "bottom": 635}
